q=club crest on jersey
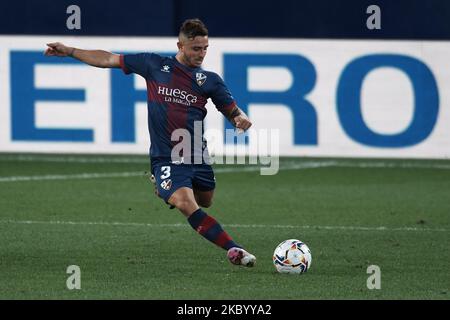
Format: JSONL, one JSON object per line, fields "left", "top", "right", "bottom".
{"left": 196, "top": 72, "right": 207, "bottom": 86}
{"left": 161, "top": 65, "right": 171, "bottom": 73}
{"left": 160, "top": 179, "right": 172, "bottom": 190}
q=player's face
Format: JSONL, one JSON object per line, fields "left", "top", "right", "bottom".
{"left": 178, "top": 36, "right": 209, "bottom": 68}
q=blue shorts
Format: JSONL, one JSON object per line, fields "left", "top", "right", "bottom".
{"left": 152, "top": 162, "right": 216, "bottom": 202}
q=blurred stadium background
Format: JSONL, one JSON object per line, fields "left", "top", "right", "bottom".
{"left": 0, "top": 0, "right": 449, "bottom": 300}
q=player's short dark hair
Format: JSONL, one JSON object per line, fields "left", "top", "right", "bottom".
{"left": 179, "top": 18, "right": 208, "bottom": 40}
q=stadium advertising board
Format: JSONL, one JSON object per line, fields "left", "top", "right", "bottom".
{"left": 0, "top": 36, "right": 448, "bottom": 158}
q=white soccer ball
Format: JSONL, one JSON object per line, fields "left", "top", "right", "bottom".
{"left": 273, "top": 239, "right": 312, "bottom": 274}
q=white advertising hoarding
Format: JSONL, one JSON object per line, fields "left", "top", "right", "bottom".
{"left": 0, "top": 36, "right": 449, "bottom": 158}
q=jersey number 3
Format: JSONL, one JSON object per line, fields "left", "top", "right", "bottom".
{"left": 160, "top": 166, "right": 171, "bottom": 179}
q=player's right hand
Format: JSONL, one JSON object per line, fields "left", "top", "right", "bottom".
{"left": 44, "top": 42, "right": 73, "bottom": 57}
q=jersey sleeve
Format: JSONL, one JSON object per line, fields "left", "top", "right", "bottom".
{"left": 119, "top": 53, "right": 156, "bottom": 78}
{"left": 209, "top": 73, "right": 237, "bottom": 115}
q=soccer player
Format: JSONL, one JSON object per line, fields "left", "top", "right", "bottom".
{"left": 44, "top": 18, "right": 256, "bottom": 267}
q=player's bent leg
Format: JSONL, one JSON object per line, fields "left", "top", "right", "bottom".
{"left": 194, "top": 189, "right": 214, "bottom": 208}
{"left": 167, "top": 187, "right": 199, "bottom": 217}
{"left": 171, "top": 190, "right": 255, "bottom": 266}
{"left": 162, "top": 168, "right": 256, "bottom": 267}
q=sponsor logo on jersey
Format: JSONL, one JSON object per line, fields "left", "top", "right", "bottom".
{"left": 157, "top": 86, "right": 198, "bottom": 106}
{"left": 196, "top": 72, "right": 207, "bottom": 86}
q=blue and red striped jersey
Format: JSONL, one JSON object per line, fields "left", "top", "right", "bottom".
{"left": 120, "top": 53, "right": 236, "bottom": 163}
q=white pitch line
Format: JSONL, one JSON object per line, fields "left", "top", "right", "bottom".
{"left": 0, "top": 155, "right": 150, "bottom": 164}
{"left": 0, "top": 219, "right": 447, "bottom": 233}
{"left": 0, "top": 171, "right": 145, "bottom": 182}
{"left": 0, "top": 162, "right": 335, "bottom": 182}
{"left": 1, "top": 154, "right": 450, "bottom": 169}
{"left": 0, "top": 159, "right": 449, "bottom": 183}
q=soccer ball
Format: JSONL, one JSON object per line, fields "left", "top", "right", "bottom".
{"left": 273, "top": 239, "right": 312, "bottom": 274}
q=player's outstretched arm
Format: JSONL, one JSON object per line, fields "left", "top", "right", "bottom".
{"left": 44, "top": 42, "right": 120, "bottom": 68}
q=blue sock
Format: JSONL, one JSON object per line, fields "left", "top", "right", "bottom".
{"left": 187, "top": 209, "right": 241, "bottom": 250}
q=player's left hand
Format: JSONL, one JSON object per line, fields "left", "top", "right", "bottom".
{"left": 233, "top": 114, "right": 252, "bottom": 132}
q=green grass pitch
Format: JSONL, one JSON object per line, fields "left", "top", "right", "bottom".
{"left": 0, "top": 153, "right": 449, "bottom": 299}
